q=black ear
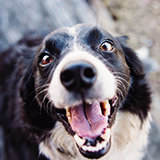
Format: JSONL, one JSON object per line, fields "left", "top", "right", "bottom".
{"left": 116, "top": 36, "right": 144, "bottom": 77}
{"left": 19, "top": 66, "right": 35, "bottom": 102}
{"left": 18, "top": 32, "right": 44, "bottom": 102}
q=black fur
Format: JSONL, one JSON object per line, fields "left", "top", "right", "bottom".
{"left": 0, "top": 33, "right": 52, "bottom": 160}
{"left": 0, "top": 27, "right": 151, "bottom": 160}
{"left": 116, "top": 36, "right": 151, "bottom": 122}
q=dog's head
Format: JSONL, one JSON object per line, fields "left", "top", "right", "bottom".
{"left": 21, "top": 24, "right": 145, "bottom": 159}
{"left": 31, "top": 24, "right": 131, "bottom": 159}
{"left": 30, "top": 24, "right": 133, "bottom": 159}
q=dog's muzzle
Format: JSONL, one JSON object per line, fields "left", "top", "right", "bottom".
{"left": 48, "top": 51, "right": 117, "bottom": 159}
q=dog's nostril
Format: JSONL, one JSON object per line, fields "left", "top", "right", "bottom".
{"left": 84, "top": 67, "right": 95, "bottom": 78}
{"left": 60, "top": 61, "right": 97, "bottom": 90}
{"left": 60, "top": 70, "right": 75, "bottom": 88}
{"left": 81, "top": 67, "right": 96, "bottom": 85}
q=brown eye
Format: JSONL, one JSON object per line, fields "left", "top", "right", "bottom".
{"left": 41, "top": 55, "right": 54, "bottom": 66}
{"left": 100, "top": 41, "right": 114, "bottom": 52}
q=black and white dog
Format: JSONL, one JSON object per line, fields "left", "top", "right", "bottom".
{"left": 0, "top": 24, "right": 151, "bottom": 160}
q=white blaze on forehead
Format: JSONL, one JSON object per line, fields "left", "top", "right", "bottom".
{"left": 48, "top": 51, "right": 117, "bottom": 109}
{"left": 69, "top": 25, "right": 77, "bottom": 36}
{"left": 68, "top": 25, "right": 84, "bottom": 52}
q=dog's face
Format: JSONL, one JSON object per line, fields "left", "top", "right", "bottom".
{"left": 32, "top": 24, "right": 130, "bottom": 159}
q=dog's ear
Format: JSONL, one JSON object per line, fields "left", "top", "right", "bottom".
{"left": 18, "top": 50, "right": 36, "bottom": 103}
{"left": 115, "top": 36, "right": 144, "bottom": 77}
{"left": 19, "top": 65, "right": 35, "bottom": 103}
{"left": 19, "top": 68, "right": 34, "bottom": 102}
{"left": 18, "top": 32, "right": 45, "bottom": 102}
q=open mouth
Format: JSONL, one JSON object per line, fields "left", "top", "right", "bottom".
{"left": 63, "top": 95, "right": 118, "bottom": 159}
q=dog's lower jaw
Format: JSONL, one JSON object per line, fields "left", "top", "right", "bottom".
{"left": 39, "top": 112, "right": 151, "bottom": 160}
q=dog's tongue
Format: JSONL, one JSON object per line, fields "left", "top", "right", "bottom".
{"left": 70, "top": 101, "right": 107, "bottom": 139}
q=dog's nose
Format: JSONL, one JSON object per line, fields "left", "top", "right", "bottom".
{"left": 60, "top": 61, "right": 96, "bottom": 90}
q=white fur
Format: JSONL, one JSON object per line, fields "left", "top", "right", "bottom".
{"left": 48, "top": 50, "right": 116, "bottom": 109}
{"left": 39, "top": 122, "right": 78, "bottom": 160}
{"left": 39, "top": 112, "right": 151, "bottom": 160}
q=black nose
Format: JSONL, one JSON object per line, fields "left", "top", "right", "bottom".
{"left": 60, "top": 61, "right": 97, "bottom": 90}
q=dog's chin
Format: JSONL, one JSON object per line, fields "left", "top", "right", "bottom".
{"left": 78, "top": 137, "right": 111, "bottom": 159}
{"left": 55, "top": 95, "right": 118, "bottom": 159}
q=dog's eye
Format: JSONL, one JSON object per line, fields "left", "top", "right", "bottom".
{"left": 100, "top": 41, "right": 114, "bottom": 52}
{"left": 41, "top": 55, "right": 54, "bottom": 66}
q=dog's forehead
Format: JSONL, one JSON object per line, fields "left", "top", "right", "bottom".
{"left": 41, "top": 24, "right": 123, "bottom": 55}
{"left": 45, "top": 24, "right": 114, "bottom": 43}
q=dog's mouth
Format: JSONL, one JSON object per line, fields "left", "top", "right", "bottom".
{"left": 62, "top": 95, "right": 118, "bottom": 159}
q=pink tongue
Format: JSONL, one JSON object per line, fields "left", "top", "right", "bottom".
{"left": 70, "top": 101, "right": 107, "bottom": 139}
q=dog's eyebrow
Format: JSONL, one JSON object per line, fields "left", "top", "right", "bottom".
{"left": 44, "top": 32, "right": 73, "bottom": 52}
{"left": 89, "top": 27, "right": 103, "bottom": 39}
{"left": 84, "top": 27, "right": 103, "bottom": 46}
{"left": 45, "top": 38, "right": 63, "bottom": 53}
{"left": 45, "top": 38, "right": 55, "bottom": 50}
{"left": 44, "top": 38, "right": 62, "bottom": 56}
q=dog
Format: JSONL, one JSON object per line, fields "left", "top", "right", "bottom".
{"left": 0, "top": 24, "right": 151, "bottom": 160}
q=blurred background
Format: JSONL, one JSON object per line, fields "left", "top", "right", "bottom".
{"left": 0, "top": 0, "right": 160, "bottom": 159}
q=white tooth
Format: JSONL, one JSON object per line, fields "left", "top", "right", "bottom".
{"left": 66, "top": 108, "right": 71, "bottom": 123}
{"left": 94, "top": 146, "right": 99, "bottom": 152}
{"left": 93, "top": 146, "right": 99, "bottom": 152}
{"left": 101, "top": 128, "right": 111, "bottom": 142}
{"left": 84, "top": 146, "right": 98, "bottom": 152}
{"left": 96, "top": 142, "right": 102, "bottom": 150}
{"left": 101, "top": 141, "right": 107, "bottom": 148}
{"left": 87, "top": 146, "right": 93, "bottom": 152}
{"left": 102, "top": 100, "right": 110, "bottom": 116}
{"left": 74, "top": 134, "right": 85, "bottom": 147}
{"left": 81, "top": 142, "right": 107, "bottom": 152}
{"left": 82, "top": 145, "right": 87, "bottom": 151}
{"left": 105, "top": 101, "right": 110, "bottom": 115}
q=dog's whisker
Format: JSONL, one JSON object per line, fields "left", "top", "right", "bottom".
{"left": 115, "top": 81, "right": 126, "bottom": 99}
{"left": 117, "top": 88, "right": 125, "bottom": 99}
{"left": 27, "top": 84, "right": 50, "bottom": 96}
{"left": 116, "top": 76, "right": 131, "bottom": 88}
{"left": 42, "top": 93, "right": 50, "bottom": 111}
{"left": 29, "top": 88, "right": 49, "bottom": 107}
{"left": 116, "top": 79, "right": 127, "bottom": 89}
{"left": 42, "top": 93, "right": 49, "bottom": 106}
{"left": 116, "top": 80, "right": 128, "bottom": 96}
{"left": 113, "top": 72, "right": 129, "bottom": 78}
{"left": 35, "top": 89, "right": 48, "bottom": 100}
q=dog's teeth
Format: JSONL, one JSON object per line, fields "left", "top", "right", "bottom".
{"left": 105, "top": 101, "right": 111, "bottom": 116}
{"left": 66, "top": 108, "right": 71, "bottom": 123}
{"left": 102, "top": 100, "right": 110, "bottom": 116}
{"left": 87, "top": 146, "right": 93, "bottom": 152}
{"left": 101, "top": 141, "right": 107, "bottom": 148}
{"left": 97, "top": 142, "right": 102, "bottom": 150}
{"left": 81, "top": 140, "right": 107, "bottom": 152}
{"left": 82, "top": 145, "right": 88, "bottom": 151}
{"left": 101, "top": 128, "right": 111, "bottom": 142}
{"left": 74, "top": 134, "right": 85, "bottom": 147}
{"left": 97, "top": 141, "right": 106, "bottom": 150}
